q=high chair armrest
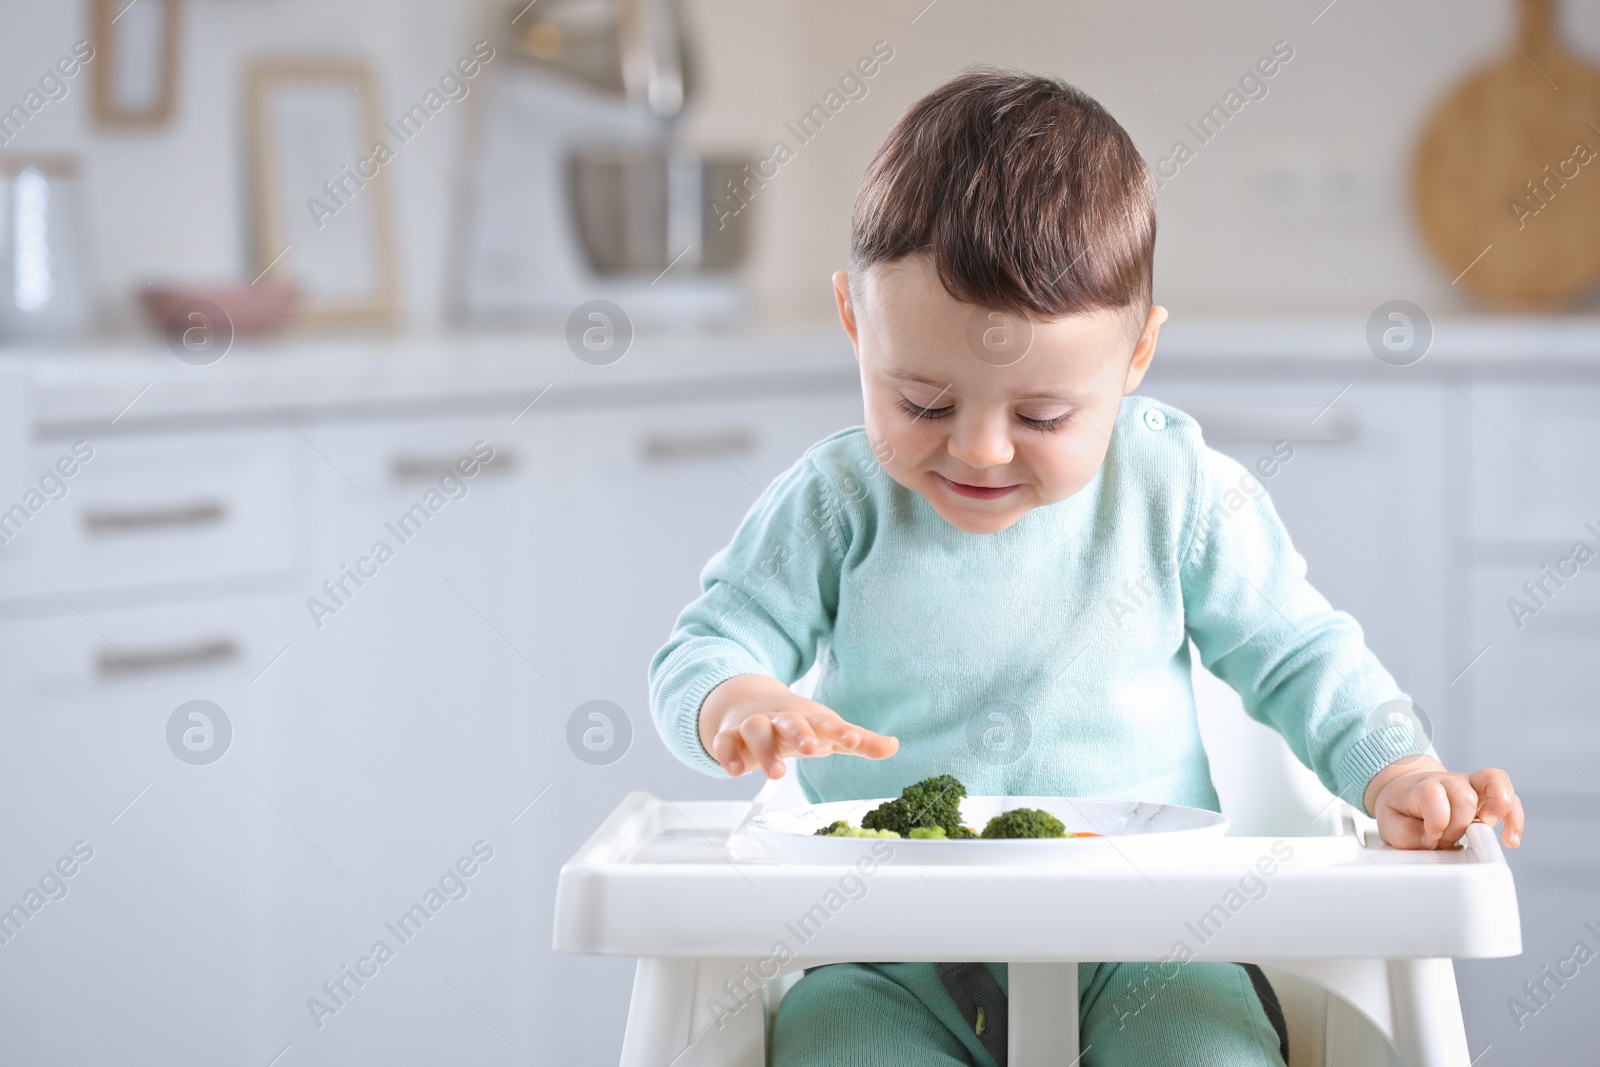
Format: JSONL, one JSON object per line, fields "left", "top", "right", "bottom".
{"left": 1343, "top": 802, "right": 1381, "bottom": 845}
{"left": 1463, "top": 820, "right": 1508, "bottom": 863}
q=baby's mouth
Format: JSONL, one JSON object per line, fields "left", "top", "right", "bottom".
{"left": 935, "top": 473, "right": 1020, "bottom": 501}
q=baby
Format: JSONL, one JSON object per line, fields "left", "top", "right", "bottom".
{"left": 649, "top": 69, "right": 1524, "bottom": 1067}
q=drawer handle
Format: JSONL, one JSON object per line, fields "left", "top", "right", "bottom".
{"left": 1187, "top": 407, "right": 1356, "bottom": 442}
{"left": 97, "top": 638, "right": 238, "bottom": 678}
{"left": 641, "top": 427, "right": 757, "bottom": 462}
{"left": 390, "top": 450, "right": 516, "bottom": 482}
{"left": 83, "top": 501, "right": 226, "bottom": 533}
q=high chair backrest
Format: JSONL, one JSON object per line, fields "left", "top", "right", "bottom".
{"left": 1189, "top": 648, "right": 1348, "bottom": 836}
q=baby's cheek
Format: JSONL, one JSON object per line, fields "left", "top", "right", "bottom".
{"left": 865, "top": 413, "right": 924, "bottom": 472}
{"left": 1039, "top": 434, "right": 1108, "bottom": 499}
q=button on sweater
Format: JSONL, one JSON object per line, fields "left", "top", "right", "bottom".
{"left": 648, "top": 395, "right": 1427, "bottom": 812}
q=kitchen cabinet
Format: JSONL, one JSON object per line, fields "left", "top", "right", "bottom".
{"left": 1444, "top": 380, "right": 1600, "bottom": 1063}
{"left": 0, "top": 375, "right": 867, "bottom": 1067}
{"left": 260, "top": 410, "right": 552, "bottom": 1065}
{"left": 1450, "top": 380, "right": 1600, "bottom": 781}
{"left": 0, "top": 422, "right": 309, "bottom": 1065}
{"left": 280, "top": 411, "right": 546, "bottom": 876}
{"left": 1140, "top": 367, "right": 1600, "bottom": 1061}
{"left": 0, "top": 593, "right": 301, "bottom": 1066}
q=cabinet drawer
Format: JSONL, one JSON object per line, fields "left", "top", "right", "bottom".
{"left": 586, "top": 389, "right": 863, "bottom": 484}
{"left": 300, "top": 416, "right": 534, "bottom": 617}
{"left": 25, "top": 429, "right": 300, "bottom": 596}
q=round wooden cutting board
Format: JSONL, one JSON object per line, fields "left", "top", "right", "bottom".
{"left": 1411, "top": 0, "right": 1600, "bottom": 308}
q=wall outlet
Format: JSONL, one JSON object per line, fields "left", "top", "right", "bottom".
{"left": 1247, "top": 143, "right": 1381, "bottom": 224}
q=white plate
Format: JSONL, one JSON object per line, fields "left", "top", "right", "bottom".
{"left": 747, "top": 795, "right": 1228, "bottom": 865}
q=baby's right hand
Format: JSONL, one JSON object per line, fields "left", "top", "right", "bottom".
{"left": 698, "top": 673, "right": 899, "bottom": 779}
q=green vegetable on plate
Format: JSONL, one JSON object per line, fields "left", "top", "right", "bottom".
{"left": 860, "top": 773, "right": 968, "bottom": 837}
{"left": 811, "top": 776, "right": 1093, "bottom": 840}
{"left": 979, "top": 807, "right": 1067, "bottom": 839}
{"left": 813, "top": 820, "right": 900, "bottom": 838}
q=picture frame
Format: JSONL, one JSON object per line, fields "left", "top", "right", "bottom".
{"left": 92, "top": 0, "right": 182, "bottom": 127}
{"left": 246, "top": 59, "right": 399, "bottom": 328}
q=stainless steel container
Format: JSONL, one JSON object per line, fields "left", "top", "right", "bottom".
{"left": 569, "top": 144, "right": 749, "bottom": 273}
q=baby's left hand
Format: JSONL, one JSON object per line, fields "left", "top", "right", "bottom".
{"left": 1364, "top": 757, "right": 1525, "bottom": 850}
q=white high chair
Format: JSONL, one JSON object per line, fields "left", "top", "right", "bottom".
{"left": 554, "top": 657, "right": 1520, "bottom": 1066}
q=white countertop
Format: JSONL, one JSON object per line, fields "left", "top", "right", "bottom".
{"left": 5, "top": 315, "right": 1599, "bottom": 428}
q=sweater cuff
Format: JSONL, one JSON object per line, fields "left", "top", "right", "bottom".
{"left": 1334, "top": 722, "right": 1434, "bottom": 814}
{"left": 667, "top": 660, "right": 771, "bottom": 778}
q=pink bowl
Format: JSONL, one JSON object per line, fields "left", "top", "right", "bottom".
{"left": 141, "top": 282, "right": 300, "bottom": 339}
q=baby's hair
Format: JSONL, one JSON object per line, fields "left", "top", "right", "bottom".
{"left": 848, "top": 67, "right": 1155, "bottom": 347}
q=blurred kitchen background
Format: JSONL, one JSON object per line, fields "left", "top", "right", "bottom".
{"left": 0, "top": 0, "right": 1597, "bottom": 1064}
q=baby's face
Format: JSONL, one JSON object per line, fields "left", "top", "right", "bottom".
{"left": 836, "top": 255, "right": 1164, "bottom": 534}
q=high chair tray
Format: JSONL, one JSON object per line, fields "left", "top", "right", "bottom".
{"left": 553, "top": 791, "right": 1521, "bottom": 962}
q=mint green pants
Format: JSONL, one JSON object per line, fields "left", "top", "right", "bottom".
{"left": 770, "top": 961, "right": 1285, "bottom": 1067}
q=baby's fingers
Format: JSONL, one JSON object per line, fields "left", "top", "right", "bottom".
{"left": 1408, "top": 779, "right": 1456, "bottom": 848}
{"left": 1471, "top": 767, "right": 1525, "bottom": 847}
{"left": 770, "top": 710, "right": 825, "bottom": 759}
{"left": 709, "top": 724, "right": 753, "bottom": 777}
{"left": 737, "top": 715, "right": 785, "bottom": 778}
{"left": 810, "top": 715, "right": 899, "bottom": 760}
{"left": 849, "top": 729, "right": 900, "bottom": 759}
{"left": 1435, "top": 777, "right": 1483, "bottom": 848}
{"left": 1396, "top": 776, "right": 1478, "bottom": 848}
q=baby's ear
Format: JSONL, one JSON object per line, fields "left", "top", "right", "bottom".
{"left": 1123, "top": 305, "right": 1167, "bottom": 392}
{"left": 833, "top": 271, "right": 860, "bottom": 347}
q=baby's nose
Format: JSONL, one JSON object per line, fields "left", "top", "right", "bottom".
{"left": 948, "top": 415, "right": 1014, "bottom": 468}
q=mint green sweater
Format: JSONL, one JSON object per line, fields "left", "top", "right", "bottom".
{"left": 648, "top": 396, "right": 1426, "bottom": 812}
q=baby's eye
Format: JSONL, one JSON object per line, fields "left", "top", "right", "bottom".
{"left": 1017, "top": 410, "right": 1074, "bottom": 432}
{"left": 897, "top": 395, "right": 953, "bottom": 420}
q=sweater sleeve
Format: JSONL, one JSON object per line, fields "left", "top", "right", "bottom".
{"left": 648, "top": 453, "right": 850, "bottom": 776}
{"left": 1179, "top": 444, "right": 1431, "bottom": 812}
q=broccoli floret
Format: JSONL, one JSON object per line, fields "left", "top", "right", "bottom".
{"left": 948, "top": 825, "right": 977, "bottom": 839}
{"left": 902, "top": 774, "right": 967, "bottom": 829}
{"left": 907, "top": 826, "right": 947, "bottom": 840}
{"left": 862, "top": 774, "right": 968, "bottom": 836}
{"left": 859, "top": 798, "right": 913, "bottom": 835}
{"left": 815, "top": 821, "right": 899, "bottom": 838}
{"left": 981, "top": 808, "right": 1067, "bottom": 839}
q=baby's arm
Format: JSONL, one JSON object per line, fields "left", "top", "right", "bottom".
{"left": 698, "top": 674, "right": 897, "bottom": 779}
{"left": 1179, "top": 444, "right": 1526, "bottom": 849}
{"left": 651, "top": 447, "right": 897, "bottom": 779}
